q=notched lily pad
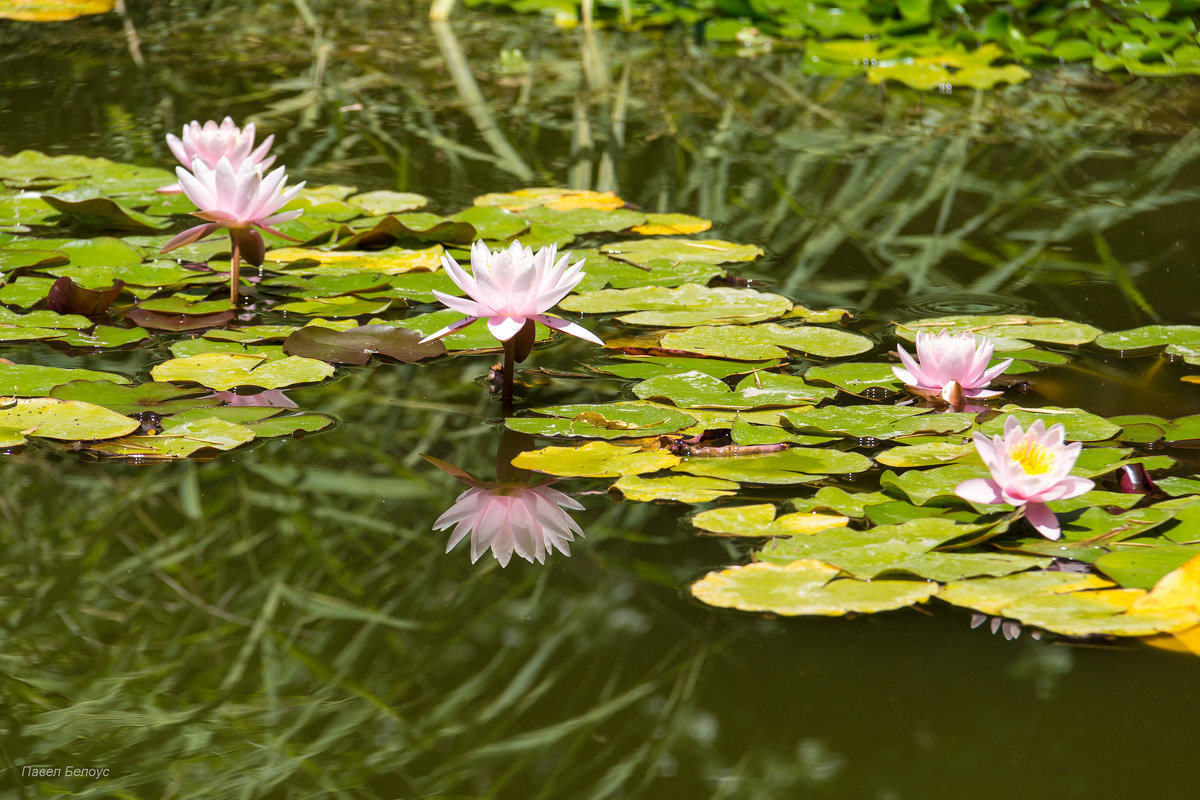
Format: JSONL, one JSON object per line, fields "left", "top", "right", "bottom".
{"left": 661, "top": 323, "right": 874, "bottom": 360}
{"left": 1095, "top": 325, "right": 1200, "bottom": 364}
{"left": 506, "top": 402, "right": 695, "bottom": 439}
{"left": 0, "top": 364, "right": 130, "bottom": 397}
{"left": 511, "top": 440, "right": 680, "bottom": 477}
{"left": 0, "top": 396, "right": 137, "bottom": 440}
{"left": 691, "top": 504, "right": 848, "bottom": 537}
{"left": 562, "top": 284, "right": 793, "bottom": 327}
{"left": 894, "top": 315, "right": 1100, "bottom": 351}
{"left": 691, "top": 559, "right": 938, "bottom": 617}
{"left": 150, "top": 353, "right": 335, "bottom": 391}
{"left": 283, "top": 325, "right": 444, "bottom": 365}
{"left": 601, "top": 238, "right": 764, "bottom": 267}
{"left": 610, "top": 474, "right": 739, "bottom": 503}
{"left": 634, "top": 370, "right": 835, "bottom": 409}
{"left": 673, "top": 446, "right": 872, "bottom": 484}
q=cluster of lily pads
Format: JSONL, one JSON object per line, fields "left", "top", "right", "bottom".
{"left": 4, "top": 139, "right": 1200, "bottom": 651}
{"left": 470, "top": 0, "right": 1200, "bottom": 87}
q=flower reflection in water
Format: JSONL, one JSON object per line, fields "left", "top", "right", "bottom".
{"left": 423, "top": 432, "right": 585, "bottom": 567}
{"left": 435, "top": 483, "right": 584, "bottom": 566}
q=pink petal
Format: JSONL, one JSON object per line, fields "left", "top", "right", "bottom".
{"left": 487, "top": 315, "right": 527, "bottom": 342}
{"left": 1024, "top": 502, "right": 1061, "bottom": 540}
{"left": 536, "top": 315, "right": 604, "bottom": 345}
{"left": 955, "top": 478, "right": 1006, "bottom": 505}
{"left": 418, "top": 316, "right": 478, "bottom": 344}
{"left": 160, "top": 223, "right": 220, "bottom": 253}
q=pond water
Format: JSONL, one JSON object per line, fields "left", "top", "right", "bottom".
{"left": 2, "top": 4, "right": 1200, "bottom": 798}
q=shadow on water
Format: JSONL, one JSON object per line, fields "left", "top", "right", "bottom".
{"left": 1, "top": 2, "right": 1200, "bottom": 797}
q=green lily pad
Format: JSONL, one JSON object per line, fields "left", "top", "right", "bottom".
{"left": 790, "top": 487, "right": 894, "bottom": 518}
{"left": 85, "top": 415, "right": 257, "bottom": 459}
{"left": 1095, "top": 325, "right": 1200, "bottom": 364}
{"left": 524, "top": 206, "right": 647, "bottom": 235}
{"left": 661, "top": 323, "right": 874, "bottom": 360}
{"left": 609, "top": 474, "right": 739, "bottom": 503}
{"left": 1094, "top": 545, "right": 1200, "bottom": 590}
{"left": 875, "top": 441, "right": 975, "bottom": 468}
{"left": 49, "top": 380, "right": 216, "bottom": 415}
{"left": 1003, "top": 589, "right": 1200, "bottom": 637}
{"left": 506, "top": 402, "right": 696, "bottom": 439}
{"left": 42, "top": 194, "right": 168, "bottom": 233}
{"left": 0, "top": 276, "right": 56, "bottom": 308}
{"left": 692, "top": 559, "right": 938, "bottom": 617}
{"left": 977, "top": 406, "right": 1120, "bottom": 442}
{"left": 781, "top": 404, "right": 953, "bottom": 440}
{"left": 347, "top": 190, "right": 428, "bottom": 216}
{"left": 283, "top": 325, "right": 444, "bottom": 365}
{"left": 150, "top": 353, "right": 335, "bottom": 391}
{"left": 939, "top": 571, "right": 1117, "bottom": 615}
{"left": 511, "top": 440, "right": 681, "bottom": 477}
{"left": 562, "top": 284, "right": 793, "bottom": 327}
{"left": 673, "top": 447, "right": 872, "bottom": 484}
{"left": 0, "top": 364, "right": 130, "bottom": 397}
{"left": 633, "top": 370, "right": 836, "bottom": 409}
{"left": 135, "top": 296, "right": 235, "bottom": 316}
{"left": 631, "top": 213, "right": 712, "bottom": 236}
{"left": 401, "top": 310, "right": 551, "bottom": 352}
{"left": 274, "top": 295, "right": 393, "bottom": 317}
{"left": 880, "top": 464, "right": 990, "bottom": 506}
{"left": 0, "top": 396, "right": 137, "bottom": 440}
{"left": 265, "top": 246, "right": 443, "bottom": 276}
{"left": 894, "top": 315, "right": 1100, "bottom": 351}
{"left": 572, "top": 253, "right": 725, "bottom": 291}
{"left": 601, "top": 238, "right": 763, "bottom": 267}
{"left": 246, "top": 412, "right": 337, "bottom": 438}
{"left": 0, "top": 248, "right": 68, "bottom": 273}
{"left": 804, "top": 363, "right": 903, "bottom": 395}
{"left": 691, "top": 504, "right": 848, "bottom": 537}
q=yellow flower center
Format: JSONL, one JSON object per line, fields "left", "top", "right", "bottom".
{"left": 1009, "top": 440, "right": 1053, "bottom": 475}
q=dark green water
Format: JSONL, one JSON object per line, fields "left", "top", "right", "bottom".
{"left": 1, "top": 4, "right": 1199, "bottom": 798}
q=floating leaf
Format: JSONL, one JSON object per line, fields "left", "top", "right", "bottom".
{"left": 474, "top": 188, "right": 625, "bottom": 212}
{"left": 346, "top": 190, "right": 428, "bottom": 216}
{"left": 976, "top": 405, "right": 1120, "bottom": 442}
{"left": 86, "top": 415, "right": 256, "bottom": 459}
{"left": 150, "top": 353, "right": 335, "bottom": 391}
{"left": 49, "top": 380, "right": 215, "bottom": 416}
{"left": 661, "top": 323, "right": 874, "bottom": 359}
{"left": 631, "top": 213, "right": 712, "bottom": 236}
{"left": 0, "top": 1, "right": 114, "bottom": 23}
{"left": 610, "top": 474, "right": 739, "bottom": 503}
{"left": 266, "top": 246, "right": 442, "bottom": 275}
{"left": 1095, "top": 547, "right": 1200, "bottom": 591}
{"left": 1095, "top": 325, "right": 1200, "bottom": 364}
{"left": 673, "top": 447, "right": 872, "bottom": 484}
{"left": 691, "top": 504, "right": 848, "bottom": 537}
{"left": 595, "top": 355, "right": 784, "bottom": 380}
{"left": 511, "top": 440, "right": 680, "bottom": 477}
{"left": 940, "top": 572, "right": 1116, "bottom": 616}
{"left": 0, "top": 396, "right": 137, "bottom": 440}
{"left": 562, "top": 284, "right": 792, "bottom": 326}
{"left": 273, "top": 296, "right": 393, "bottom": 317}
{"left": 692, "top": 559, "right": 938, "bottom": 617}
{"left": 601, "top": 238, "right": 764, "bottom": 267}
{"left": 0, "top": 364, "right": 129, "bottom": 397}
{"left": 506, "top": 402, "right": 695, "bottom": 439}
{"left": 894, "top": 315, "right": 1100, "bottom": 351}
{"left": 805, "top": 363, "right": 903, "bottom": 395}
{"left": 633, "top": 370, "right": 835, "bottom": 409}
{"left": 283, "top": 325, "right": 444, "bottom": 365}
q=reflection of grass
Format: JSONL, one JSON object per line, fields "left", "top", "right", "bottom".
{"left": 0, "top": 365, "right": 741, "bottom": 797}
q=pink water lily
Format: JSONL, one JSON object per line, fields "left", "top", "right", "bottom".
{"left": 160, "top": 157, "right": 304, "bottom": 303}
{"left": 893, "top": 330, "right": 1012, "bottom": 405}
{"left": 434, "top": 483, "right": 584, "bottom": 566}
{"left": 955, "top": 416, "right": 1094, "bottom": 540}
{"left": 420, "top": 240, "right": 602, "bottom": 346}
{"left": 159, "top": 117, "right": 275, "bottom": 193}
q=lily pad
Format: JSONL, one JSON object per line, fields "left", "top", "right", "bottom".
{"left": 347, "top": 190, "right": 428, "bottom": 216}
{"left": 562, "top": 284, "right": 793, "bottom": 327}
{"left": 595, "top": 355, "right": 784, "bottom": 380}
{"left": 601, "top": 238, "right": 764, "bottom": 267}
{"left": 609, "top": 474, "right": 739, "bottom": 503}
{"left": 691, "top": 504, "right": 848, "bottom": 537}
{"left": 1095, "top": 546, "right": 1200, "bottom": 591}
{"left": 86, "top": 415, "right": 257, "bottom": 459}
{"left": 976, "top": 406, "right": 1120, "bottom": 442}
{"left": 50, "top": 380, "right": 216, "bottom": 415}
{"left": 692, "top": 559, "right": 939, "bottom": 617}
{"left": 894, "top": 315, "right": 1100, "bottom": 351}
{"left": 266, "top": 246, "right": 443, "bottom": 275}
{"left": 631, "top": 213, "right": 712, "bottom": 236}
{"left": 661, "top": 323, "right": 874, "bottom": 360}
{"left": 804, "top": 363, "right": 903, "bottom": 395}
{"left": 150, "top": 353, "right": 335, "bottom": 391}
{"left": 1095, "top": 325, "right": 1200, "bottom": 364}
{"left": 283, "top": 325, "right": 444, "bottom": 365}
{"left": 0, "top": 364, "right": 129, "bottom": 397}
{"left": 511, "top": 440, "right": 680, "bottom": 477}
{"left": 634, "top": 370, "right": 836, "bottom": 409}
{"left": 673, "top": 447, "right": 872, "bottom": 484}
{"left": 506, "top": 402, "right": 696, "bottom": 439}
{"left": 0, "top": 396, "right": 137, "bottom": 440}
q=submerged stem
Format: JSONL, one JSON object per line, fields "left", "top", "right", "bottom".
{"left": 229, "top": 238, "right": 241, "bottom": 306}
{"left": 502, "top": 337, "right": 515, "bottom": 412}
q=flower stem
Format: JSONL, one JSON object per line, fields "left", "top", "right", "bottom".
{"left": 229, "top": 238, "right": 241, "bottom": 306}
{"left": 502, "top": 336, "right": 516, "bottom": 412}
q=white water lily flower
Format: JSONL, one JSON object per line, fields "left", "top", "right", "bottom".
{"left": 434, "top": 484, "right": 585, "bottom": 566}
{"left": 893, "top": 330, "right": 1012, "bottom": 404}
{"left": 160, "top": 156, "right": 304, "bottom": 267}
{"left": 159, "top": 117, "right": 275, "bottom": 193}
{"left": 955, "top": 416, "right": 1094, "bottom": 540}
{"left": 419, "top": 240, "right": 603, "bottom": 346}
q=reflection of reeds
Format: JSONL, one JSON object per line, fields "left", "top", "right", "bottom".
{"left": 0, "top": 365, "right": 736, "bottom": 797}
